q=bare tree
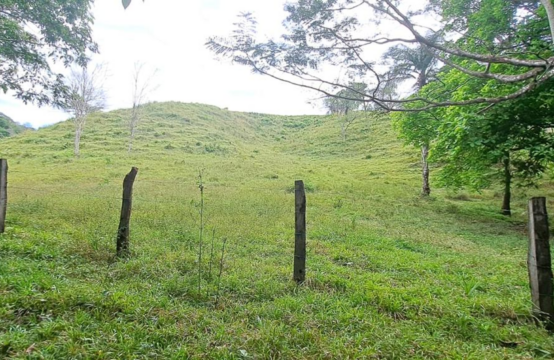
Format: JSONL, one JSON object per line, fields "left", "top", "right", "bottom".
{"left": 128, "top": 62, "right": 158, "bottom": 153}
{"left": 324, "top": 83, "right": 369, "bottom": 141}
{"left": 63, "top": 65, "right": 107, "bottom": 157}
{"left": 340, "top": 113, "right": 358, "bottom": 142}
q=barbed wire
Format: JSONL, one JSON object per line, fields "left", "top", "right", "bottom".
{"left": 8, "top": 171, "right": 197, "bottom": 184}
{"left": 7, "top": 173, "right": 302, "bottom": 188}
{"left": 7, "top": 185, "right": 364, "bottom": 196}
{"left": 10, "top": 187, "right": 394, "bottom": 200}
{"left": 9, "top": 188, "right": 186, "bottom": 204}
{"left": 9, "top": 186, "right": 121, "bottom": 200}
{"left": 6, "top": 171, "right": 380, "bottom": 209}
{"left": 7, "top": 172, "right": 371, "bottom": 195}
{"left": 8, "top": 185, "right": 295, "bottom": 193}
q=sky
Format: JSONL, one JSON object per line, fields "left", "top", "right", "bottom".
{"left": 0, "top": 0, "right": 327, "bottom": 128}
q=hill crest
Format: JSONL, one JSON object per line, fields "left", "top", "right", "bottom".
{"left": 0, "top": 102, "right": 404, "bottom": 164}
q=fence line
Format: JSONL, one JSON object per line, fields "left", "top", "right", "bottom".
{"left": 0, "top": 159, "right": 7, "bottom": 233}
{"left": 3, "top": 161, "right": 312, "bottom": 283}
{"left": 7, "top": 172, "right": 370, "bottom": 195}
{"left": 8, "top": 189, "right": 190, "bottom": 205}
{"left": 7, "top": 183, "right": 370, "bottom": 195}
{"left": 528, "top": 197, "right": 553, "bottom": 330}
{"left": 3, "top": 159, "right": 554, "bottom": 329}
{"left": 294, "top": 180, "right": 306, "bottom": 283}
{"left": 7, "top": 186, "right": 298, "bottom": 196}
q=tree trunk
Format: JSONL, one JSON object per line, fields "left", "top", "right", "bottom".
{"left": 416, "top": 71, "right": 427, "bottom": 89}
{"left": 421, "top": 144, "right": 431, "bottom": 196}
{"left": 74, "top": 120, "right": 84, "bottom": 157}
{"left": 501, "top": 156, "right": 512, "bottom": 216}
{"left": 540, "top": 0, "right": 554, "bottom": 47}
{"left": 128, "top": 125, "right": 136, "bottom": 153}
{"left": 128, "top": 107, "right": 138, "bottom": 153}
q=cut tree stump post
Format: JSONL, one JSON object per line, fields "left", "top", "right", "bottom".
{"left": 0, "top": 159, "right": 7, "bottom": 234}
{"left": 294, "top": 180, "right": 306, "bottom": 283}
{"left": 117, "top": 167, "right": 138, "bottom": 257}
{"left": 528, "top": 197, "right": 553, "bottom": 329}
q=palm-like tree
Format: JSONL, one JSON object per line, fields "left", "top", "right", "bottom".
{"left": 383, "top": 35, "right": 440, "bottom": 196}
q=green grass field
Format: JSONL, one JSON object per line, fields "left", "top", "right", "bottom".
{"left": 0, "top": 102, "right": 553, "bottom": 359}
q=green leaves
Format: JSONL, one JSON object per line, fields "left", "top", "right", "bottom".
{"left": 432, "top": 79, "right": 554, "bottom": 192}
{"left": 0, "top": 0, "right": 97, "bottom": 106}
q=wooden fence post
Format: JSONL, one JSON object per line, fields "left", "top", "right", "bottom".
{"left": 117, "top": 167, "right": 138, "bottom": 257}
{"left": 294, "top": 180, "right": 306, "bottom": 283}
{"left": 528, "top": 197, "right": 553, "bottom": 329}
{"left": 0, "top": 159, "right": 7, "bottom": 234}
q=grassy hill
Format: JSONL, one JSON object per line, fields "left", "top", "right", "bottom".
{"left": 0, "top": 102, "right": 553, "bottom": 359}
{"left": 0, "top": 112, "right": 26, "bottom": 139}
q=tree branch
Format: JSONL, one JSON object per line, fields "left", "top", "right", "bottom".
{"left": 540, "top": 0, "right": 554, "bottom": 47}
{"left": 380, "top": 0, "right": 553, "bottom": 68}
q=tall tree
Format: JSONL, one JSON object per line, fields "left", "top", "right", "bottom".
{"left": 207, "top": 0, "right": 554, "bottom": 111}
{"left": 432, "top": 78, "right": 554, "bottom": 215}
{"left": 391, "top": 0, "right": 554, "bottom": 212}
{"left": 0, "top": 0, "right": 97, "bottom": 106}
{"left": 383, "top": 35, "right": 440, "bottom": 196}
{"left": 393, "top": 109, "right": 440, "bottom": 196}
{"left": 128, "top": 62, "right": 158, "bottom": 153}
{"left": 63, "top": 65, "right": 107, "bottom": 157}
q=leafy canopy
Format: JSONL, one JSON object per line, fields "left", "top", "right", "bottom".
{"left": 393, "top": 0, "right": 554, "bottom": 191}
{"left": 431, "top": 79, "right": 554, "bottom": 191}
{"left": 0, "top": 0, "right": 97, "bottom": 106}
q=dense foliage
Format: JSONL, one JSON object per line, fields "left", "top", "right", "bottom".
{"left": 392, "top": 0, "right": 554, "bottom": 212}
{"left": 0, "top": 0, "right": 97, "bottom": 106}
{"left": 433, "top": 81, "right": 554, "bottom": 213}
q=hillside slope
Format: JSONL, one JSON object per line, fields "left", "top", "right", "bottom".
{"left": 0, "top": 112, "right": 26, "bottom": 138}
{"left": 0, "top": 102, "right": 553, "bottom": 359}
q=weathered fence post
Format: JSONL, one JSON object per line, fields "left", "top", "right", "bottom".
{"left": 117, "top": 167, "right": 138, "bottom": 257}
{"left": 0, "top": 159, "right": 7, "bottom": 234}
{"left": 294, "top": 180, "right": 306, "bottom": 283}
{"left": 528, "top": 197, "right": 553, "bottom": 329}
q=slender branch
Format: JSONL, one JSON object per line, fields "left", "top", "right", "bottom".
{"left": 380, "top": 0, "right": 553, "bottom": 67}
{"left": 248, "top": 57, "right": 554, "bottom": 111}
{"left": 207, "top": 1, "right": 554, "bottom": 113}
{"left": 437, "top": 54, "right": 547, "bottom": 83}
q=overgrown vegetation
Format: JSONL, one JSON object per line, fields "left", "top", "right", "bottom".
{"left": 0, "top": 102, "right": 553, "bottom": 358}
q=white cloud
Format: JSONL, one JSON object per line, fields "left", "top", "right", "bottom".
{"left": 0, "top": 0, "right": 325, "bottom": 128}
